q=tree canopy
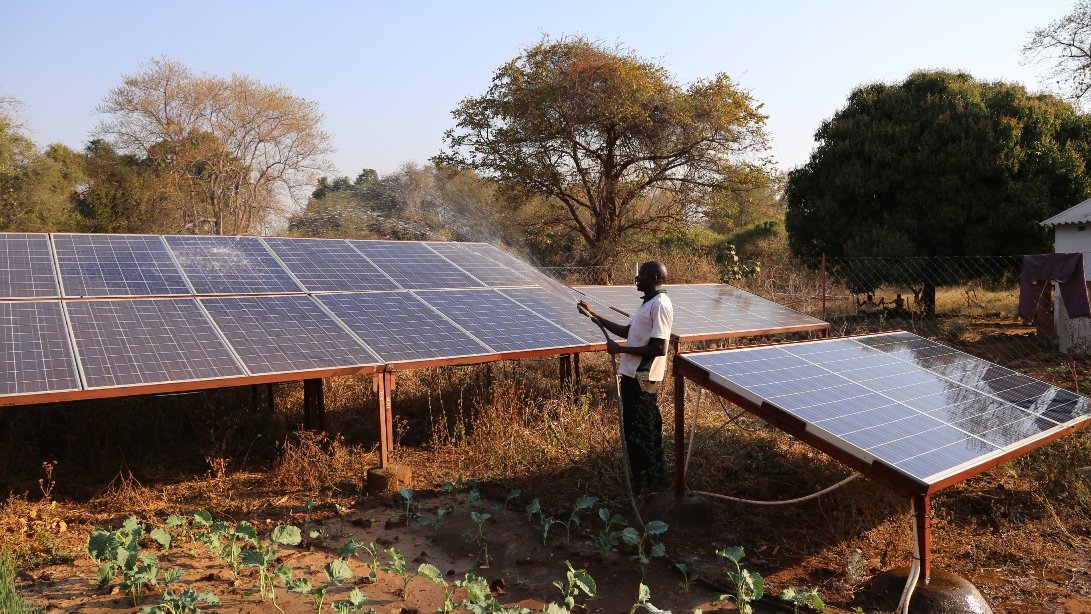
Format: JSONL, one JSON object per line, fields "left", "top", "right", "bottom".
{"left": 1025, "top": 1, "right": 1091, "bottom": 106}
{"left": 785, "top": 70, "right": 1091, "bottom": 312}
{"left": 435, "top": 36, "right": 772, "bottom": 270}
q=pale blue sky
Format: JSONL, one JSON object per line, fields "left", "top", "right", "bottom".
{"left": 0, "top": 1, "right": 1073, "bottom": 180}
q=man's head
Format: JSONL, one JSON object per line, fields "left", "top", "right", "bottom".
{"left": 635, "top": 261, "right": 667, "bottom": 293}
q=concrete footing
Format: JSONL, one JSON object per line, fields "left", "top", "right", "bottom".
{"left": 872, "top": 567, "right": 992, "bottom": 614}
{"left": 366, "top": 465, "right": 412, "bottom": 496}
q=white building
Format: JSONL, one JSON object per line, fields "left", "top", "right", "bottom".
{"left": 1041, "top": 199, "right": 1091, "bottom": 353}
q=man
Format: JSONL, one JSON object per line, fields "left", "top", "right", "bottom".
{"left": 577, "top": 261, "right": 674, "bottom": 496}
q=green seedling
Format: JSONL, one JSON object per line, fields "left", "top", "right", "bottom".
{"left": 139, "top": 568, "right": 220, "bottom": 614}
{"left": 525, "top": 498, "right": 556, "bottom": 546}
{"left": 505, "top": 489, "right": 522, "bottom": 508}
{"left": 714, "top": 546, "right": 764, "bottom": 614}
{"left": 416, "top": 506, "right": 451, "bottom": 535}
{"left": 386, "top": 547, "right": 412, "bottom": 597}
{"left": 552, "top": 561, "right": 596, "bottom": 610}
{"left": 87, "top": 516, "right": 162, "bottom": 606}
{"left": 674, "top": 562, "right": 700, "bottom": 593}
{"left": 463, "top": 511, "right": 492, "bottom": 567}
{"left": 779, "top": 586, "right": 826, "bottom": 613}
{"left": 629, "top": 582, "right": 672, "bottom": 614}
{"left": 362, "top": 541, "right": 383, "bottom": 580}
{"left": 164, "top": 514, "right": 189, "bottom": 545}
{"left": 552, "top": 496, "right": 596, "bottom": 548}
{"left": 457, "top": 573, "right": 524, "bottom": 614}
{"left": 241, "top": 524, "right": 302, "bottom": 614}
{"left": 621, "top": 520, "right": 668, "bottom": 578}
{"left": 399, "top": 489, "right": 415, "bottom": 527}
{"left": 418, "top": 563, "right": 457, "bottom": 614}
{"left": 331, "top": 588, "right": 373, "bottom": 614}
{"left": 588, "top": 507, "right": 628, "bottom": 562}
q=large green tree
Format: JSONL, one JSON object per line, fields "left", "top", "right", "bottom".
{"left": 785, "top": 70, "right": 1091, "bottom": 314}
{"left": 0, "top": 102, "right": 84, "bottom": 231}
{"left": 436, "top": 36, "right": 771, "bottom": 271}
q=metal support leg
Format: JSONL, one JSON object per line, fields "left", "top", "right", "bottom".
{"left": 573, "top": 353, "right": 582, "bottom": 389}
{"left": 559, "top": 354, "right": 571, "bottom": 389}
{"left": 913, "top": 494, "right": 932, "bottom": 583}
{"left": 373, "top": 373, "right": 391, "bottom": 468}
{"left": 303, "top": 378, "right": 325, "bottom": 431}
{"left": 674, "top": 371, "right": 686, "bottom": 499}
{"left": 384, "top": 372, "right": 396, "bottom": 454}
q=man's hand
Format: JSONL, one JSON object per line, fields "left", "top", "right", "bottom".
{"left": 605, "top": 339, "right": 623, "bottom": 354}
{"left": 576, "top": 300, "right": 598, "bottom": 322}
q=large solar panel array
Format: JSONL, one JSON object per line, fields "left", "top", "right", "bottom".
{"left": 575, "top": 283, "right": 828, "bottom": 339}
{"left": 681, "top": 332, "right": 1091, "bottom": 486}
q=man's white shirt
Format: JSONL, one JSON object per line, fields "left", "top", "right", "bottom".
{"left": 618, "top": 292, "right": 674, "bottom": 382}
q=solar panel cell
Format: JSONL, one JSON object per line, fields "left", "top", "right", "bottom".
{"left": 0, "top": 233, "right": 59, "bottom": 298}
{"left": 350, "top": 241, "right": 483, "bottom": 289}
{"left": 54, "top": 234, "right": 189, "bottom": 297}
{"left": 426, "top": 242, "right": 535, "bottom": 287}
{"left": 165, "top": 235, "right": 302, "bottom": 294}
{"left": 499, "top": 286, "right": 609, "bottom": 344}
{"left": 416, "top": 289, "right": 585, "bottom": 353}
{"left": 263, "top": 238, "right": 399, "bottom": 292}
{"left": 0, "top": 301, "right": 80, "bottom": 395}
{"left": 317, "top": 291, "right": 490, "bottom": 363}
{"left": 201, "top": 295, "right": 377, "bottom": 374}
{"left": 67, "top": 299, "right": 244, "bottom": 388}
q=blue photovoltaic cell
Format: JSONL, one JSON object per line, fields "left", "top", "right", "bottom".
{"left": 682, "top": 332, "right": 1091, "bottom": 484}
{"left": 416, "top": 289, "right": 585, "bottom": 353}
{"left": 201, "top": 295, "right": 377, "bottom": 374}
{"left": 0, "top": 301, "right": 80, "bottom": 395}
{"left": 575, "top": 285, "right": 728, "bottom": 336}
{"left": 426, "top": 242, "right": 536, "bottom": 287}
{"left": 499, "top": 286, "right": 615, "bottom": 345}
{"left": 350, "top": 240, "right": 484, "bottom": 289}
{"left": 263, "top": 237, "right": 399, "bottom": 292}
{"left": 165, "top": 235, "right": 302, "bottom": 294}
{"left": 0, "top": 233, "right": 59, "bottom": 298}
{"left": 318, "top": 291, "right": 491, "bottom": 363}
{"left": 66, "top": 299, "right": 245, "bottom": 388}
{"left": 54, "top": 234, "right": 189, "bottom": 297}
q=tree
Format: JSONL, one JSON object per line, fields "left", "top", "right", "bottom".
{"left": 97, "top": 57, "right": 332, "bottom": 234}
{"left": 785, "top": 70, "right": 1091, "bottom": 315}
{"left": 1025, "top": 1, "right": 1091, "bottom": 106}
{"left": 0, "top": 102, "right": 84, "bottom": 231}
{"left": 436, "top": 36, "right": 771, "bottom": 271}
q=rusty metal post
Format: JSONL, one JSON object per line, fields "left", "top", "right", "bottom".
{"left": 559, "top": 354, "right": 571, "bottom": 389}
{"left": 673, "top": 370, "right": 686, "bottom": 499}
{"left": 573, "top": 353, "right": 582, "bottom": 389}
{"left": 914, "top": 494, "right": 932, "bottom": 583}
{"left": 384, "top": 372, "right": 396, "bottom": 454}
{"left": 303, "top": 378, "right": 325, "bottom": 431}
{"left": 373, "top": 373, "right": 390, "bottom": 468}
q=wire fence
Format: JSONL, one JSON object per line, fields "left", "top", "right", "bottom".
{"left": 548, "top": 255, "right": 1091, "bottom": 392}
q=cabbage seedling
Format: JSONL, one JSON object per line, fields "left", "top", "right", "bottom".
{"left": 385, "top": 547, "right": 412, "bottom": 597}
{"left": 629, "top": 583, "right": 672, "bottom": 614}
{"left": 139, "top": 568, "right": 220, "bottom": 614}
{"left": 417, "top": 563, "right": 456, "bottom": 613}
{"left": 621, "top": 520, "right": 668, "bottom": 578}
{"left": 399, "top": 489, "right": 415, "bottom": 527}
{"left": 331, "top": 588, "right": 372, "bottom": 614}
{"left": 779, "top": 586, "right": 825, "bottom": 613}
{"left": 416, "top": 506, "right": 451, "bottom": 536}
{"left": 552, "top": 496, "right": 597, "bottom": 548}
{"left": 714, "top": 546, "right": 764, "bottom": 614}
{"left": 87, "top": 516, "right": 162, "bottom": 606}
{"left": 552, "top": 561, "right": 596, "bottom": 610}
{"left": 588, "top": 507, "right": 628, "bottom": 562}
{"left": 464, "top": 511, "right": 492, "bottom": 568}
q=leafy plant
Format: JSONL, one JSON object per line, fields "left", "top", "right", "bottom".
{"left": 386, "top": 547, "right": 412, "bottom": 596}
{"left": 525, "top": 498, "right": 555, "bottom": 546}
{"left": 714, "top": 547, "right": 764, "bottom": 614}
{"left": 779, "top": 586, "right": 826, "bottom": 613}
{"left": 621, "top": 520, "right": 668, "bottom": 578}
{"left": 504, "top": 489, "right": 522, "bottom": 508}
{"left": 87, "top": 516, "right": 162, "bottom": 606}
{"left": 552, "top": 561, "right": 596, "bottom": 610}
{"left": 629, "top": 582, "right": 672, "bottom": 614}
{"left": 331, "top": 588, "right": 373, "bottom": 614}
{"left": 139, "top": 568, "right": 220, "bottom": 614}
{"left": 361, "top": 541, "right": 383, "bottom": 581}
{"left": 463, "top": 511, "right": 492, "bottom": 568}
{"left": 457, "top": 573, "right": 531, "bottom": 614}
{"left": 587, "top": 507, "right": 628, "bottom": 562}
{"left": 0, "top": 551, "right": 41, "bottom": 614}
{"left": 673, "top": 562, "right": 699, "bottom": 593}
{"left": 241, "top": 524, "right": 302, "bottom": 614}
{"left": 399, "top": 489, "right": 415, "bottom": 527}
{"left": 417, "top": 506, "right": 452, "bottom": 536}
{"left": 418, "top": 563, "right": 457, "bottom": 613}
{"left": 551, "top": 496, "right": 596, "bottom": 548}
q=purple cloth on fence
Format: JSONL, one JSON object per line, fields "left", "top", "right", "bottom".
{"left": 1018, "top": 253, "right": 1091, "bottom": 322}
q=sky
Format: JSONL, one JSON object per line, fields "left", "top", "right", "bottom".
{"left": 0, "top": 1, "right": 1075, "bottom": 180}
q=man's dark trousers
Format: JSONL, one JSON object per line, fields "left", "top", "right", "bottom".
{"left": 619, "top": 374, "right": 665, "bottom": 495}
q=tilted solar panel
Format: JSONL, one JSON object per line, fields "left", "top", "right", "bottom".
{"left": 54, "top": 234, "right": 190, "bottom": 297}
{"left": 317, "top": 291, "right": 491, "bottom": 363}
{"left": 500, "top": 286, "right": 617, "bottom": 345}
{"left": 416, "top": 289, "right": 585, "bottom": 353}
{"left": 425, "top": 242, "right": 536, "bottom": 287}
{"left": 0, "top": 301, "right": 81, "bottom": 395}
{"left": 0, "top": 233, "right": 59, "bottom": 298}
{"left": 200, "top": 295, "right": 379, "bottom": 374}
{"left": 66, "top": 298, "right": 245, "bottom": 388}
{"left": 349, "top": 240, "right": 484, "bottom": 289}
{"left": 689, "top": 284, "right": 823, "bottom": 327}
{"left": 263, "top": 237, "right": 399, "bottom": 292}
{"left": 681, "top": 332, "right": 1091, "bottom": 485}
{"left": 164, "top": 235, "right": 303, "bottom": 294}
{"left": 575, "top": 285, "right": 731, "bottom": 336}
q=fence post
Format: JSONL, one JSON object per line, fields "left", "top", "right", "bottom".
{"left": 821, "top": 253, "right": 827, "bottom": 323}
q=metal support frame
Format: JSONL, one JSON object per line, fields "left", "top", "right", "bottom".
{"left": 559, "top": 354, "right": 572, "bottom": 389}
{"left": 303, "top": 378, "right": 325, "bottom": 431}
{"left": 914, "top": 494, "right": 932, "bottom": 583}
{"left": 373, "top": 372, "right": 396, "bottom": 468}
{"left": 674, "top": 370, "right": 686, "bottom": 498}
{"left": 573, "top": 353, "right": 581, "bottom": 389}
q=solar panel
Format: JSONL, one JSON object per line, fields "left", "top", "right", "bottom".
{"left": 575, "top": 285, "right": 729, "bottom": 336}
{"left": 0, "top": 233, "right": 60, "bottom": 298}
{"left": 682, "top": 332, "right": 1091, "bottom": 484}
{"left": 425, "top": 242, "right": 536, "bottom": 287}
{"left": 416, "top": 289, "right": 586, "bottom": 353}
{"left": 688, "top": 284, "right": 825, "bottom": 328}
{"left": 317, "top": 291, "right": 491, "bottom": 363}
{"left": 200, "top": 295, "right": 378, "bottom": 374}
{"left": 499, "top": 286, "right": 614, "bottom": 345}
{"left": 164, "top": 235, "right": 303, "bottom": 294}
{"left": 66, "top": 299, "right": 245, "bottom": 388}
{"left": 0, "top": 301, "right": 81, "bottom": 395}
{"left": 54, "top": 234, "right": 189, "bottom": 297}
{"left": 262, "top": 237, "right": 399, "bottom": 292}
{"left": 349, "top": 240, "right": 484, "bottom": 289}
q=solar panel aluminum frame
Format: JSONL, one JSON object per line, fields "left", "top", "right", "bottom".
{"left": 672, "top": 332, "right": 1091, "bottom": 498}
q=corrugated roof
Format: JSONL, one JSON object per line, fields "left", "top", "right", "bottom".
{"left": 1042, "top": 198, "right": 1091, "bottom": 226}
